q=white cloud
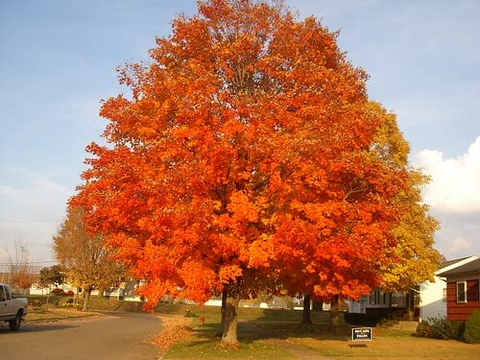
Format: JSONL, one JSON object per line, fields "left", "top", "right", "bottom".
{"left": 445, "top": 237, "right": 474, "bottom": 258}
{"left": 0, "top": 184, "right": 20, "bottom": 197}
{"left": 433, "top": 215, "right": 480, "bottom": 259}
{"left": 0, "top": 168, "right": 71, "bottom": 223}
{"left": 413, "top": 136, "right": 480, "bottom": 213}
{"left": 413, "top": 137, "right": 480, "bottom": 259}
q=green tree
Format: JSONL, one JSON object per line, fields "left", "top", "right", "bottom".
{"left": 38, "top": 265, "right": 65, "bottom": 289}
{"left": 37, "top": 265, "right": 65, "bottom": 306}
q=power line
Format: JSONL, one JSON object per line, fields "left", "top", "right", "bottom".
{"left": 0, "top": 261, "right": 58, "bottom": 266}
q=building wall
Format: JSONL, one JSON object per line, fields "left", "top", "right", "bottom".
{"left": 446, "top": 278, "right": 480, "bottom": 321}
{"left": 347, "top": 290, "right": 407, "bottom": 314}
{"left": 419, "top": 277, "right": 447, "bottom": 321}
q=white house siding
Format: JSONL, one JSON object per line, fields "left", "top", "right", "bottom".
{"left": 419, "top": 277, "right": 447, "bottom": 321}
{"left": 29, "top": 283, "right": 75, "bottom": 295}
{"left": 348, "top": 299, "right": 367, "bottom": 313}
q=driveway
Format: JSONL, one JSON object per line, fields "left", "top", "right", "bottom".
{"left": 0, "top": 312, "right": 162, "bottom": 360}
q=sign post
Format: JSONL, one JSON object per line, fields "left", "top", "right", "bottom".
{"left": 351, "top": 327, "right": 373, "bottom": 342}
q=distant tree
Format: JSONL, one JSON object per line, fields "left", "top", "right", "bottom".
{"left": 53, "top": 206, "right": 125, "bottom": 311}
{"left": 12, "top": 268, "right": 36, "bottom": 292}
{"left": 7, "top": 240, "right": 34, "bottom": 293}
{"left": 7, "top": 240, "right": 30, "bottom": 284}
{"left": 38, "top": 265, "right": 65, "bottom": 289}
{"left": 37, "top": 265, "right": 66, "bottom": 306}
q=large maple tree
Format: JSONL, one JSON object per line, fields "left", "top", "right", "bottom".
{"left": 74, "top": 0, "right": 415, "bottom": 344}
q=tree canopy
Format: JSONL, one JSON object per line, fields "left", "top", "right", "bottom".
{"left": 367, "top": 102, "right": 442, "bottom": 291}
{"left": 73, "top": 0, "right": 437, "bottom": 344}
{"left": 53, "top": 206, "right": 125, "bottom": 310}
{"left": 37, "top": 265, "right": 65, "bottom": 290}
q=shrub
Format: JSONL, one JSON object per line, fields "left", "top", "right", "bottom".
{"left": 416, "top": 316, "right": 464, "bottom": 340}
{"left": 50, "top": 288, "right": 65, "bottom": 296}
{"left": 66, "top": 290, "right": 75, "bottom": 296}
{"left": 416, "top": 321, "right": 432, "bottom": 338}
{"left": 30, "top": 299, "right": 44, "bottom": 307}
{"left": 184, "top": 309, "right": 198, "bottom": 318}
{"left": 464, "top": 311, "right": 480, "bottom": 343}
{"left": 63, "top": 302, "right": 83, "bottom": 310}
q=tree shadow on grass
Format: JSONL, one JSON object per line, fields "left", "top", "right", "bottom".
{"left": 191, "top": 318, "right": 351, "bottom": 345}
{"left": 240, "top": 321, "right": 351, "bottom": 343}
{"left": 238, "top": 309, "right": 351, "bottom": 343}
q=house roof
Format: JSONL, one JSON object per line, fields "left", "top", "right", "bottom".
{"left": 437, "top": 258, "right": 480, "bottom": 277}
{"left": 440, "top": 256, "right": 473, "bottom": 269}
{"left": 435, "top": 255, "right": 478, "bottom": 275}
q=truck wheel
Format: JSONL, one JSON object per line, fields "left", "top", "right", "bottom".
{"left": 9, "top": 311, "right": 22, "bottom": 331}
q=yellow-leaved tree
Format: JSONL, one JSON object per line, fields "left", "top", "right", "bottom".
{"left": 53, "top": 206, "right": 125, "bottom": 310}
{"left": 370, "top": 102, "right": 442, "bottom": 314}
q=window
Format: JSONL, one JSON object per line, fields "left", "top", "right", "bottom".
{"left": 457, "top": 281, "right": 467, "bottom": 303}
{"left": 0, "top": 286, "right": 5, "bottom": 302}
{"left": 369, "top": 290, "right": 390, "bottom": 306}
{"left": 467, "top": 279, "right": 479, "bottom": 302}
{"left": 382, "top": 291, "right": 388, "bottom": 305}
{"left": 442, "top": 288, "right": 447, "bottom": 302}
{"left": 4, "top": 285, "right": 11, "bottom": 301}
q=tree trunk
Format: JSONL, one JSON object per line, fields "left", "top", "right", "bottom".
{"left": 405, "top": 290, "right": 414, "bottom": 321}
{"left": 220, "top": 287, "right": 228, "bottom": 334}
{"left": 74, "top": 287, "right": 80, "bottom": 304}
{"left": 302, "top": 294, "right": 312, "bottom": 324}
{"left": 221, "top": 294, "right": 240, "bottom": 346}
{"left": 312, "top": 300, "right": 323, "bottom": 312}
{"left": 329, "top": 294, "right": 340, "bottom": 331}
{"left": 83, "top": 288, "right": 92, "bottom": 311}
{"left": 98, "top": 287, "right": 105, "bottom": 298}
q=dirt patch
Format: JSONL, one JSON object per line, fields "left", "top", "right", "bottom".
{"left": 146, "top": 315, "right": 195, "bottom": 356}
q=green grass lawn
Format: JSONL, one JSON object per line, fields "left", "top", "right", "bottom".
{"left": 157, "top": 304, "right": 480, "bottom": 359}
{"left": 25, "top": 296, "right": 480, "bottom": 359}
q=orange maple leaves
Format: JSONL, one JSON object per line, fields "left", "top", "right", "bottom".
{"left": 73, "top": 0, "right": 410, "bottom": 309}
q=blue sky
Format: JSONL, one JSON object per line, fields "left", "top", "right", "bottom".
{"left": 1, "top": 0, "right": 479, "bottom": 264}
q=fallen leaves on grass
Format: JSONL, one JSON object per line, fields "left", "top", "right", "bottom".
{"left": 146, "top": 315, "right": 195, "bottom": 355}
{"left": 214, "top": 341, "right": 240, "bottom": 351}
{"left": 26, "top": 308, "right": 102, "bottom": 323}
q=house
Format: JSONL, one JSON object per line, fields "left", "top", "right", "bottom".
{"left": 347, "top": 256, "right": 479, "bottom": 321}
{"left": 436, "top": 257, "right": 480, "bottom": 321}
{"left": 419, "top": 255, "right": 478, "bottom": 321}
{"left": 29, "top": 278, "right": 145, "bottom": 301}
{"left": 347, "top": 289, "right": 407, "bottom": 316}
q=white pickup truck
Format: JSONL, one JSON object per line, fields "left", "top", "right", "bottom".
{"left": 0, "top": 283, "right": 28, "bottom": 330}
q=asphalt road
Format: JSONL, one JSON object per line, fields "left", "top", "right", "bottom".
{"left": 0, "top": 312, "right": 162, "bottom": 360}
